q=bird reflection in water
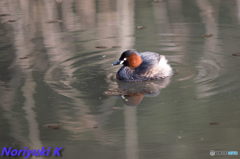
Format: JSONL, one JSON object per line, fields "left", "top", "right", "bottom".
{"left": 104, "top": 77, "right": 171, "bottom": 106}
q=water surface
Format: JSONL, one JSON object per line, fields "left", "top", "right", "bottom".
{"left": 0, "top": 0, "right": 240, "bottom": 158}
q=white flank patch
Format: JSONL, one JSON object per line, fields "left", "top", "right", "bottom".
{"left": 158, "top": 55, "right": 173, "bottom": 76}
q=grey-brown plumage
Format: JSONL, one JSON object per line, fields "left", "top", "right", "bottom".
{"left": 114, "top": 50, "right": 173, "bottom": 82}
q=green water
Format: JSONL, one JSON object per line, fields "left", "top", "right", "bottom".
{"left": 0, "top": 0, "right": 240, "bottom": 158}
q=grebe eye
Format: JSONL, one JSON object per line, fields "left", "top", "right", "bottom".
{"left": 123, "top": 58, "right": 127, "bottom": 61}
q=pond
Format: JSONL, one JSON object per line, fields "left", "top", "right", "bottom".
{"left": 0, "top": 0, "right": 240, "bottom": 158}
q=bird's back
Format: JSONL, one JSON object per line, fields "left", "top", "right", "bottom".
{"left": 137, "top": 52, "right": 161, "bottom": 74}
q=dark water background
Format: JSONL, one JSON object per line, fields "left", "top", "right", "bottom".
{"left": 0, "top": 0, "right": 240, "bottom": 158}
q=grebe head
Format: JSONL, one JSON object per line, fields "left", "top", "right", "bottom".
{"left": 112, "top": 50, "right": 142, "bottom": 68}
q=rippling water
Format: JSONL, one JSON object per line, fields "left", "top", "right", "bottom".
{"left": 1, "top": 0, "right": 240, "bottom": 158}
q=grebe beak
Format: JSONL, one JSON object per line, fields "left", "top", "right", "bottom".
{"left": 112, "top": 60, "right": 124, "bottom": 66}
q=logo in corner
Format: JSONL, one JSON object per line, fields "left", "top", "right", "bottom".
{"left": 210, "top": 150, "right": 215, "bottom": 156}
